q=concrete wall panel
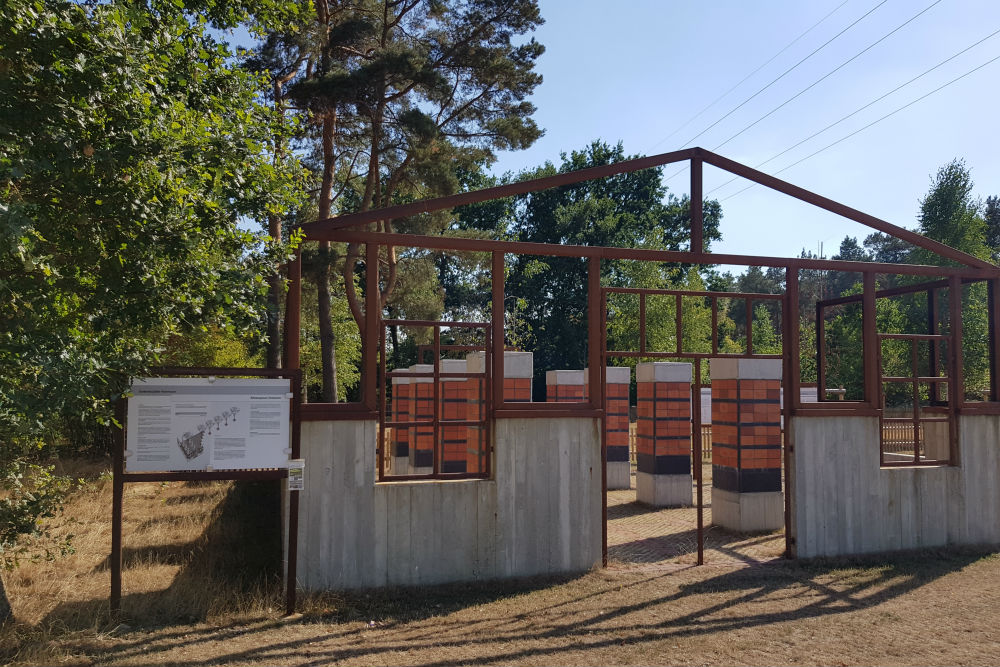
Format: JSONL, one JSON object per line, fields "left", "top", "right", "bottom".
{"left": 791, "top": 414, "right": 1000, "bottom": 558}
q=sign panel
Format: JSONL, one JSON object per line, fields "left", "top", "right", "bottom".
{"left": 126, "top": 377, "right": 291, "bottom": 472}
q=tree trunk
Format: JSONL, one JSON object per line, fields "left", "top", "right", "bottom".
{"left": 266, "top": 212, "right": 283, "bottom": 370}
{"left": 0, "top": 575, "right": 12, "bottom": 624}
{"left": 317, "top": 111, "right": 339, "bottom": 402}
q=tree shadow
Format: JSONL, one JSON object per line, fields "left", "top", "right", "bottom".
{"left": 72, "top": 548, "right": 992, "bottom": 666}
{"left": 41, "top": 479, "right": 284, "bottom": 630}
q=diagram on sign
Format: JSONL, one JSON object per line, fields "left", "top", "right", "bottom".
{"left": 177, "top": 407, "right": 241, "bottom": 460}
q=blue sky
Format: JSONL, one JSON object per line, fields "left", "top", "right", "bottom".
{"left": 489, "top": 0, "right": 1000, "bottom": 265}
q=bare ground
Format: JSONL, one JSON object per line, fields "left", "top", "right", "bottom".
{"left": 3, "top": 461, "right": 1000, "bottom": 666}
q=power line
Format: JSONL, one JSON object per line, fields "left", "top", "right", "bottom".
{"left": 710, "top": 0, "right": 944, "bottom": 153}
{"left": 676, "top": 0, "right": 889, "bottom": 150}
{"left": 719, "top": 51, "right": 1000, "bottom": 203}
{"left": 706, "top": 26, "right": 1000, "bottom": 197}
{"left": 646, "top": 0, "right": 852, "bottom": 153}
{"left": 661, "top": 0, "right": 889, "bottom": 184}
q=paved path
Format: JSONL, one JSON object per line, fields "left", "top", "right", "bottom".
{"left": 606, "top": 464, "right": 785, "bottom": 570}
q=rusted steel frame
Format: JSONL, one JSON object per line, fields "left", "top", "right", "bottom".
{"left": 119, "top": 469, "right": 289, "bottom": 483}
{"left": 384, "top": 419, "right": 482, "bottom": 427}
{"left": 284, "top": 247, "right": 302, "bottom": 371}
{"left": 701, "top": 150, "right": 996, "bottom": 271}
{"left": 364, "top": 243, "right": 379, "bottom": 411}
{"left": 300, "top": 404, "right": 377, "bottom": 420}
{"left": 911, "top": 338, "right": 921, "bottom": 464}
{"left": 949, "top": 276, "right": 963, "bottom": 464}
{"left": 862, "top": 272, "right": 879, "bottom": 407}
{"left": 929, "top": 288, "right": 941, "bottom": 404}
{"left": 484, "top": 326, "right": 493, "bottom": 478}
{"left": 782, "top": 267, "right": 798, "bottom": 556}
{"left": 795, "top": 406, "right": 880, "bottom": 417}
{"left": 111, "top": 397, "right": 125, "bottom": 613}
{"left": 693, "top": 361, "right": 704, "bottom": 565}
{"left": 883, "top": 376, "right": 954, "bottom": 382}
{"left": 151, "top": 366, "right": 296, "bottom": 377}
{"left": 639, "top": 292, "right": 647, "bottom": 355}
{"left": 386, "top": 319, "right": 490, "bottom": 328}
{"left": 711, "top": 299, "right": 718, "bottom": 354}
{"left": 492, "top": 252, "right": 504, "bottom": 412}
{"left": 285, "top": 368, "right": 302, "bottom": 617}
{"left": 816, "top": 301, "right": 826, "bottom": 402}
{"left": 675, "top": 293, "right": 683, "bottom": 355}
{"left": 388, "top": 371, "right": 486, "bottom": 379}
{"left": 879, "top": 333, "right": 948, "bottom": 341}
{"left": 323, "top": 230, "right": 993, "bottom": 279}
{"left": 691, "top": 156, "right": 704, "bottom": 254}
{"left": 605, "top": 287, "right": 783, "bottom": 299}
{"left": 881, "top": 460, "right": 955, "bottom": 468}
{"left": 303, "top": 148, "right": 697, "bottom": 235}
{"left": 495, "top": 408, "right": 603, "bottom": 418}
{"left": 609, "top": 351, "right": 782, "bottom": 359}
{"left": 380, "top": 473, "right": 490, "bottom": 481}
{"left": 589, "top": 257, "right": 603, "bottom": 411}
{"left": 432, "top": 326, "right": 441, "bottom": 476}
{"left": 989, "top": 279, "right": 1000, "bottom": 402}
{"left": 378, "top": 325, "right": 387, "bottom": 481}
{"left": 816, "top": 277, "right": 995, "bottom": 310}
{"left": 114, "top": 367, "right": 303, "bottom": 615}
{"left": 745, "top": 297, "right": 753, "bottom": 356}
{"left": 600, "top": 287, "right": 609, "bottom": 568}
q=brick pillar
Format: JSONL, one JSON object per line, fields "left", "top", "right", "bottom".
{"left": 440, "top": 358, "right": 468, "bottom": 473}
{"left": 635, "top": 362, "right": 692, "bottom": 507}
{"left": 585, "top": 367, "right": 631, "bottom": 490}
{"left": 391, "top": 375, "right": 410, "bottom": 475}
{"left": 408, "top": 364, "right": 434, "bottom": 474}
{"left": 709, "top": 358, "right": 783, "bottom": 532}
{"left": 466, "top": 351, "right": 533, "bottom": 473}
{"left": 546, "top": 370, "right": 585, "bottom": 402}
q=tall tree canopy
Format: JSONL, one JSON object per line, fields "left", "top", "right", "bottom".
{"left": 253, "top": 0, "right": 545, "bottom": 401}
{"left": 0, "top": 0, "right": 304, "bottom": 600}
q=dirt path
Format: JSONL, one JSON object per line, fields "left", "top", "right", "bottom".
{"left": 51, "top": 551, "right": 1000, "bottom": 666}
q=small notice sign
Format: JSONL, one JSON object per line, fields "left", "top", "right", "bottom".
{"left": 287, "top": 459, "right": 305, "bottom": 491}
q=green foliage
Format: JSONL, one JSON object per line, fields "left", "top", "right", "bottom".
{"left": 0, "top": 0, "right": 305, "bottom": 449}
{"left": 0, "top": 460, "right": 75, "bottom": 570}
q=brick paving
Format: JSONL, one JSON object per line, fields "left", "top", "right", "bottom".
{"left": 606, "top": 464, "right": 785, "bottom": 570}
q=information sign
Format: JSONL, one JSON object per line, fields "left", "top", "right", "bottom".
{"left": 126, "top": 377, "right": 291, "bottom": 472}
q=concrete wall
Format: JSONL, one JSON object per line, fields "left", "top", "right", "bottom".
{"left": 791, "top": 414, "right": 1000, "bottom": 558}
{"left": 295, "top": 417, "right": 602, "bottom": 590}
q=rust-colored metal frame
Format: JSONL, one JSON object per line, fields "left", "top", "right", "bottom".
{"left": 378, "top": 319, "right": 492, "bottom": 481}
{"left": 111, "top": 366, "right": 302, "bottom": 616}
{"left": 283, "top": 146, "right": 1000, "bottom": 565}
{"left": 603, "top": 287, "right": 788, "bottom": 563}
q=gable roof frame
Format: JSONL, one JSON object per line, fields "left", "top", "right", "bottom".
{"left": 300, "top": 147, "right": 999, "bottom": 276}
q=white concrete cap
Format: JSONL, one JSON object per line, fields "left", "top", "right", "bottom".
{"left": 709, "top": 358, "right": 782, "bottom": 380}
{"left": 408, "top": 363, "right": 434, "bottom": 384}
{"left": 391, "top": 373, "right": 410, "bottom": 386}
{"left": 546, "top": 369, "right": 585, "bottom": 386}
{"left": 636, "top": 361, "right": 692, "bottom": 383}
{"left": 584, "top": 367, "right": 630, "bottom": 385}
{"left": 465, "top": 351, "right": 533, "bottom": 378}
{"left": 439, "top": 358, "right": 467, "bottom": 382}
{"left": 504, "top": 351, "right": 533, "bottom": 378}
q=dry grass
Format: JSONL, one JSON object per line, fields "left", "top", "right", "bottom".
{"left": 3, "top": 459, "right": 1000, "bottom": 666}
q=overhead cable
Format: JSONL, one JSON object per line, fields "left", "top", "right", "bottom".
{"left": 647, "top": 0, "right": 852, "bottom": 153}
{"left": 706, "top": 26, "right": 1000, "bottom": 197}
{"left": 709, "top": 0, "right": 945, "bottom": 153}
{"left": 719, "top": 52, "right": 1000, "bottom": 203}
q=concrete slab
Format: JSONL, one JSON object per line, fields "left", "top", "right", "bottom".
{"left": 607, "top": 461, "right": 631, "bottom": 490}
{"left": 713, "top": 488, "right": 783, "bottom": 532}
{"left": 637, "top": 471, "right": 692, "bottom": 507}
{"left": 636, "top": 362, "right": 691, "bottom": 383}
